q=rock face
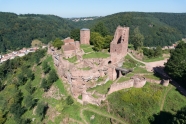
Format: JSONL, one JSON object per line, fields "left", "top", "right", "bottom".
{"left": 110, "top": 26, "right": 129, "bottom": 64}
{"left": 80, "top": 28, "right": 90, "bottom": 45}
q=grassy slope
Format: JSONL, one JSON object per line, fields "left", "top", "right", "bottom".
{"left": 107, "top": 83, "right": 167, "bottom": 124}
{"left": 81, "top": 44, "right": 110, "bottom": 59}
{"left": 4, "top": 51, "right": 186, "bottom": 124}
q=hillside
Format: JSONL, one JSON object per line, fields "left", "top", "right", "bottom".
{"left": 0, "top": 47, "right": 186, "bottom": 124}
{"left": 70, "top": 12, "right": 186, "bottom": 47}
{"left": 1, "top": 12, "right": 186, "bottom": 52}
{"left": 0, "top": 12, "right": 73, "bottom": 53}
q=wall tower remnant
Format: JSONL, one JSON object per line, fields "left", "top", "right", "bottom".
{"left": 110, "top": 26, "right": 129, "bottom": 63}
{"left": 80, "top": 28, "right": 90, "bottom": 45}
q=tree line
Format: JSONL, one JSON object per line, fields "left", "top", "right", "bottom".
{"left": 0, "top": 12, "right": 73, "bottom": 53}
{"left": 70, "top": 12, "right": 185, "bottom": 47}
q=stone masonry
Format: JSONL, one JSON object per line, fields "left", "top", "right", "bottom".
{"left": 62, "top": 37, "right": 80, "bottom": 58}
{"left": 110, "top": 26, "right": 129, "bottom": 64}
{"left": 80, "top": 28, "right": 90, "bottom": 44}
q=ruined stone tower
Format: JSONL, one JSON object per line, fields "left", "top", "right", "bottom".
{"left": 110, "top": 26, "right": 129, "bottom": 63}
{"left": 80, "top": 28, "right": 90, "bottom": 44}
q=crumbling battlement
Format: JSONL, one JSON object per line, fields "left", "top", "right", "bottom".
{"left": 110, "top": 26, "right": 129, "bottom": 63}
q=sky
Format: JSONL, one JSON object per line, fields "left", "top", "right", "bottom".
{"left": 0, "top": 0, "right": 185, "bottom": 18}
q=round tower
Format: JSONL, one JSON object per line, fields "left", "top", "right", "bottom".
{"left": 80, "top": 28, "right": 90, "bottom": 45}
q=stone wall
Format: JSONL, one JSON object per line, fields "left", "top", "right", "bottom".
{"left": 110, "top": 26, "right": 129, "bottom": 63}
{"left": 80, "top": 28, "right": 90, "bottom": 45}
{"left": 108, "top": 76, "right": 146, "bottom": 95}
{"left": 82, "top": 91, "right": 106, "bottom": 106}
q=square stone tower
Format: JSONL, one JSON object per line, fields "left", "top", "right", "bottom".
{"left": 80, "top": 28, "right": 90, "bottom": 44}
{"left": 110, "top": 26, "right": 129, "bottom": 63}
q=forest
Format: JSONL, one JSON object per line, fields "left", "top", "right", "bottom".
{"left": 0, "top": 12, "right": 186, "bottom": 53}
{"left": 0, "top": 12, "right": 73, "bottom": 53}
{"left": 71, "top": 12, "right": 186, "bottom": 47}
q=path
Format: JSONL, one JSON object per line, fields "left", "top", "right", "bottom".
{"left": 80, "top": 107, "right": 127, "bottom": 124}
{"left": 128, "top": 52, "right": 186, "bottom": 97}
{"left": 80, "top": 108, "right": 88, "bottom": 124}
{"left": 127, "top": 52, "right": 167, "bottom": 71}
{"left": 160, "top": 85, "right": 173, "bottom": 110}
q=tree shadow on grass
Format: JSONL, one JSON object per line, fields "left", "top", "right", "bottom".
{"left": 148, "top": 111, "right": 173, "bottom": 124}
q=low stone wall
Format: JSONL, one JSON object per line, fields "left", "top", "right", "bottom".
{"left": 108, "top": 76, "right": 147, "bottom": 95}
{"left": 82, "top": 91, "right": 106, "bottom": 106}
{"left": 108, "top": 80, "right": 134, "bottom": 95}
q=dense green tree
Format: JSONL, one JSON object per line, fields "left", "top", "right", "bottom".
{"left": 142, "top": 46, "right": 162, "bottom": 58}
{"left": 0, "top": 111, "right": 6, "bottom": 124}
{"left": 25, "top": 81, "right": 35, "bottom": 94}
{"left": 165, "top": 41, "right": 186, "bottom": 83}
{"left": 154, "top": 46, "right": 162, "bottom": 57}
{"left": 92, "top": 22, "right": 109, "bottom": 37}
{"left": 40, "top": 78, "right": 48, "bottom": 91}
{"left": 42, "top": 61, "right": 51, "bottom": 74}
{"left": 36, "top": 102, "right": 48, "bottom": 120}
{"left": 90, "top": 32, "right": 104, "bottom": 51}
{"left": 52, "top": 38, "right": 64, "bottom": 49}
{"left": 131, "top": 27, "right": 144, "bottom": 50}
{"left": 10, "top": 103, "right": 25, "bottom": 119}
{"left": 25, "top": 69, "right": 35, "bottom": 80}
{"left": 0, "top": 12, "right": 72, "bottom": 52}
{"left": 169, "top": 107, "right": 186, "bottom": 123}
{"left": 103, "top": 35, "right": 113, "bottom": 49}
{"left": 47, "top": 70, "right": 58, "bottom": 85}
{"left": 66, "top": 96, "right": 74, "bottom": 105}
{"left": 23, "top": 95, "right": 36, "bottom": 110}
{"left": 70, "top": 29, "right": 80, "bottom": 41}
{"left": 18, "top": 73, "right": 27, "bottom": 85}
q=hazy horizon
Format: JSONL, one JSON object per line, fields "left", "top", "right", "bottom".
{"left": 0, "top": 0, "right": 185, "bottom": 18}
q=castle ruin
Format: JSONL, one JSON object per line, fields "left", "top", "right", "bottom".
{"left": 48, "top": 26, "right": 168, "bottom": 106}
{"left": 62, "top": 37, "right": 80, "bottom": 58}
{"left": 110, "top": 26, "right": 129, "bottom": 63}
{"left": 80, "top": 28, "right": 90, "bottom": 45}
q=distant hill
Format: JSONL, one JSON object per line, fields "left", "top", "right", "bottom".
{"left": 0, "top": 12, "right": 73, "bottom": 53}
{"left": 0, "top": 12, "right": 186, "bottom": 52}
{"left": 70, "top": 12, "right": 186, "bottom": 47}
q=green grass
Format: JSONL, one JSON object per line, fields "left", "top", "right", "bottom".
{"left": 143, "top": 74, "right": 161, "bottom": 80}
{"left": 87, "top": 80, "right": 113, "bottom": 94}
{"left": 64, "top": 56, "right": 77, "bottom": 63}
{"left": 117, "top": 76, "right": 130, "bottom": 83}
{"left": 83, "top": 52, "right": 110, "bottom": 59}
{"left": 45, "top": 55, "right": 55, "bottom": 69}
{"left": 83, "top": 110, "right": 111, "bottom": 124}
{"left": 143, "top": 56, "right": 164, "bottom": 62}
{"left": 54, "top": 79, "right": 67, "bottom": 95}
{"left": 123, "top": 55, "right": 145, "bottom": 69}
{"left": 62, "top": 104, "right": 82, "bottom": 121}
{"left": 80, "top": 44, "right": 92, "bottom": 49}
{"left": 133, "top": 67, "right": 149, "bottom": 73}
{"left": 83, "top": 47, "right": 94, "bottom": 53}
{"left": 163, "top": 87, "right": 186, "bottom": 114}
{"left": 107, "top": 83, "right": 166, "bottom": 124}
{"left": 80, "top": 44, "right": 94, "bottom": 53}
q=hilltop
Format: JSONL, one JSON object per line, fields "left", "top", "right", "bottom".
{"left": 1, "top": 12, "right": 186, "bottom": 53}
